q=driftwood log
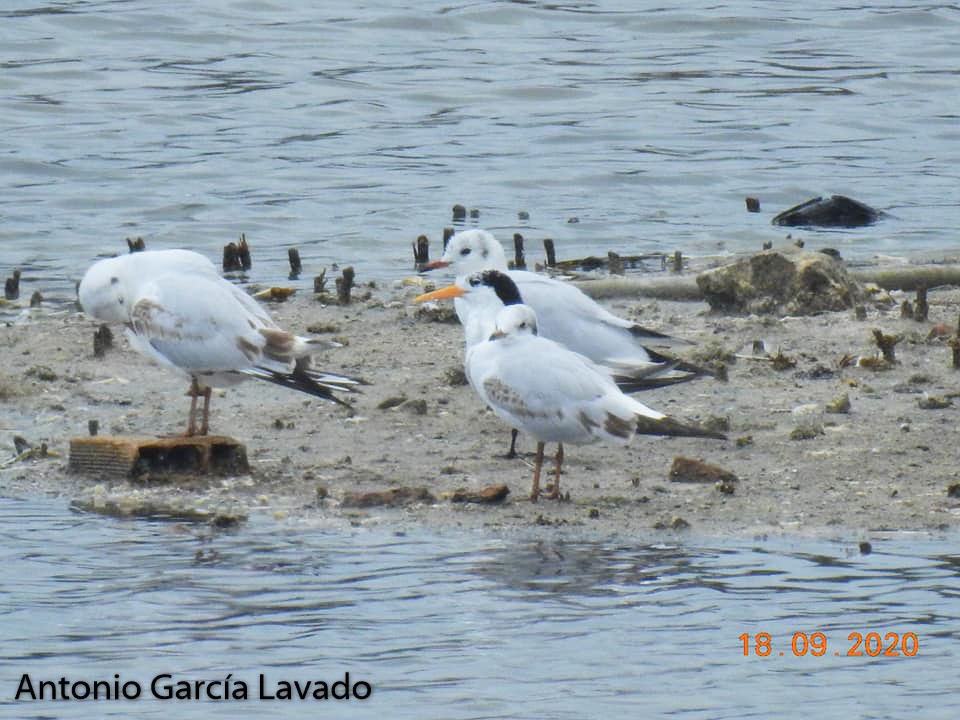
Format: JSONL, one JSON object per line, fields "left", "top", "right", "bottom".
{"left": 573, "top": 265, "right": 960, "bottom": 302}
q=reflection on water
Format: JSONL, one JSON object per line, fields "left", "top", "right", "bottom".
{"left": 0, "top": 496, "right": 957, "bottom": 719}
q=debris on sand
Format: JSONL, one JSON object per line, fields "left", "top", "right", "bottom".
{"left": 450, "top": 484, "right": 510, "bottom": 504}
{"left": 340, "top": 487, "right": 436, "bottom": 508}
{"left": 669, "top": 457, "right": 738, "bottom": 485}
{"left": 696, "top": 250, "right": 863, "bottom": 315}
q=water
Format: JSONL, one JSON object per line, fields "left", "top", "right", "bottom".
{"left": 0, "top": 496, "right": 957, "bottom": 718}
{"left": 3, "top": 1, "right": 960, "bottom": 304}
{"left": 3, "top": 5, "right": 960, "bottom": 715}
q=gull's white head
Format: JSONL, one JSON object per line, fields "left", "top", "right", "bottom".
{"left": 431, "top": 229, "right": 508, "bottom": 275}
{"left": 492, "top": 304, "right": 539, "bottom": 340}
{"left": 78, "top": 254, "right": 138, "bottom": 323}
{"left": 78, "top": 249, "right": 217, "bottom": 323}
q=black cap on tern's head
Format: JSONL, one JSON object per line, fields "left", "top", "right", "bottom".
{"left": 467, "top": 270, "right": 523, "bottom": 306}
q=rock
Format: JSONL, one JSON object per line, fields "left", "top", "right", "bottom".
{"left": 450, "top": 484, "right": 510, "bottom": 504}
{"left": 377, "top": 395, "right": 407, "bottom": 410}
{"left": 772, "top": 195, "right": 888, "bottom": 227}
{"left": 696, "top": 249, "right": 863, "bottom": 315}
{"left": 669, "top": 457, "right": 738, "bottom": 485}
{"left": 825, "top": 392, "right": 851, "bottom": 414}
{"left": 917, "top": 394, "right": 951, "bottom": 410}
{"left": 340, "top": 487, "right": 436, "bottom": 508}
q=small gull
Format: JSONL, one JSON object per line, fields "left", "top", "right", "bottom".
{"left": 78, "top": 249, "right": 362, "bottom": 435}
{"left": 422, "top": 274, "right": 726, "bottom": 501}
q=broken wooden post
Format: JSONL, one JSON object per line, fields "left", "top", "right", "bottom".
{"left": 543, "top": 238, "right": 556, "bottom": 268}
{"left": 672, "top": 250, "right": 683, "bottom": 273}
{"left": 513, "top": 233, "right": 526, "bottom": 270}
{"left": 222, "top": 243, "right": 242, "bottom": 272}
{"left": 336, "top": 266, "right": 355, "bottom": 304}
{"left": 745, "top": 197, "right": 760, "bottom": 213}
{"left": 288, "top": 248, "right": 302, "bottom": 279}
{"left": 915, "top": 287, "right": 929, "bottom": 322}
{"left": 452, "top": 204, "right": 467, "bottom": 221}
{"left": 4, "top": 269, "right": 20, "bottom": 300}
{"left": 238, "top": 233, "right": 252, "bottom": 270}
{"left": 126, "top": 237, "right": 145, "bottom": 252}
{"left": 413, "top": 235, "right": 430, "bottom": 268}
{"left": 93, "top": 324, "right": 114, "bottom": 358}
{"left": 442, "top": 227, "right": 454, "bottom": 251}
{"left": 900, "top": 300, "right": 914, "bottom": 320}
{"left": 872, "top": 329, "right": 899, "bottom": 363}
{"left": 313, "top": 268, "right": 327, "bottom": 294}
{"left": 88, "top": 420, "right": 99, "bottom": 437}
{"left": 29, "top": 291, "right": 42, "bottom": 307}
{"left": 608, "top": 251, "right": 624, "bottom": 275}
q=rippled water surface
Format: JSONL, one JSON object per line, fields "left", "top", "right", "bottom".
{"left": 0, "top": 497, "right": 957, "bottom": 718}
{"left": 3, "top": 1, "right": 960, "bottom": 302}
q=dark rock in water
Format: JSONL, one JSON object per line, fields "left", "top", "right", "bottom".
{"left": 772, "top": 195, "right": 888, "bottom": 227}
{"left": 696, "top": 249, "right": 863, "bottom": 315}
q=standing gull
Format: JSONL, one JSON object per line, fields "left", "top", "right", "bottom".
{"left": 78, "top": 249, "right": 362, "bottom": 435}
{"left": 422, "top": 229, "right": 708, "bottom": 381}
{"left": 420, "top": 274, "right": 725, "bottom": 501}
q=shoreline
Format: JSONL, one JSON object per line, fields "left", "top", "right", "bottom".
{"left": 3, "top": 275, "right": 960, "bottom": 539}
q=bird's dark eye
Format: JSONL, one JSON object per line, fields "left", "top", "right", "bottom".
{"left": 460, "top": 248, "right": 472, "bottom": 256}
{"left": 469, "top": 276, "right": 480, "bottom": 286}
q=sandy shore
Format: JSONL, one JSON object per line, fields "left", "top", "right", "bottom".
{"left": 3, "top": 271, "right": 960, "bottom": 539}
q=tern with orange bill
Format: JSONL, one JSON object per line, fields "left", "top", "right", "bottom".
{"left": 419, "top": 273, "right": 725, "bottom": 501}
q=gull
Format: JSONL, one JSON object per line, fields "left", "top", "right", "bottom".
{"left": 416, "top": 269, "right": 700, "bottom": 457}
{"left": 422, "top": 229, "right": 708, "bottom": 381}
{"left": 78, "top": 249, "right": 362, "bottom": 436}
{"left": 463, "top": 302, "right": 725, "bottom": 501}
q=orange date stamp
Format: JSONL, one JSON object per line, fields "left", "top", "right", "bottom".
{"left": 740, "top": 631, "right": 919, "bottom": 658}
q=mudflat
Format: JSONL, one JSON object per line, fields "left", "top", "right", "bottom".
{"left": 3, "top": 274, "right": 960, "bottom": 538}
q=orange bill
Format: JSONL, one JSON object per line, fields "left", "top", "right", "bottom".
{"left": 421, "top": 259, "right": 450, "bottom": 271}
{"left": 414, "top": 284, "right": 466, "bottom": 303}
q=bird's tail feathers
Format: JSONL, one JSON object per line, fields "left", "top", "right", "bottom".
{"left": 635, "top": 413, "right": 727, "bottom": 440}
{"left": 642, "top": 348, "right": 718, "bottom": 380}
{"left": 242, "top": 364, "right": 364, "bottom": 407}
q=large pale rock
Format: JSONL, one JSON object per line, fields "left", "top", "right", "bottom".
{"left": 696, "top": 250, "right": 863, "bottom": 315}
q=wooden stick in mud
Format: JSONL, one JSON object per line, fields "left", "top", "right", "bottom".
{"left": 442, "top": 227, "right": 454, "bottom": 251}
{"left": 313, "top": 268, "right": 327, "bottom": 294}
{"left": 607, "top": 251, "right": 624, "bottom": 276}
{"left": 4, "top": 269, "right": 20, "bottom": 300}
{"left": 238, "top": 233, "right": 252, "bottom": 270}
{"left": 452, "top": 205, "right": 466, "bottom": 221}
{"left": 914, "top": 287, "right": 929, "bottom": 322}
{"left": 288, "top": 248, "right": 302, "bottom": 279}
{"left": 126, "top": 237, "right": 145, "bottom": 253}
{"left": 513, "top": 233, "right": 526, "bottom": 270}
{"left": 223, "top": 243, "right": 242, "bottom": 272}
{"left": 544, "top": 238, "right": 556, "bottom": 268}
{"left": 413, "top": 235, "right": 430, "bottom": 268}
{"left": 336, "top": 266, "right": 355, "bottom": 304}
{"left": 672, "top": 250, "right": 683, "bottom": 273}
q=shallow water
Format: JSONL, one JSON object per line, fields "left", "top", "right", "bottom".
{"left": 3, "top": 1, "right": 960, "bottom": 304}
{"left": 0, "top": 496, "right": 957, "bottom": 718}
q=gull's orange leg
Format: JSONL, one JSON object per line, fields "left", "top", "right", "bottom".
{"left": 530, "top": 441, "right": 545, "bottom": 502}
{"left": 198, "top": 384, "right": 212, "bottom": 436}
{"left": 185, "top": 377, "right": 200, "bottom": 436}
{"left": 546, "top": 443, "right": 564, "bottom": 500}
